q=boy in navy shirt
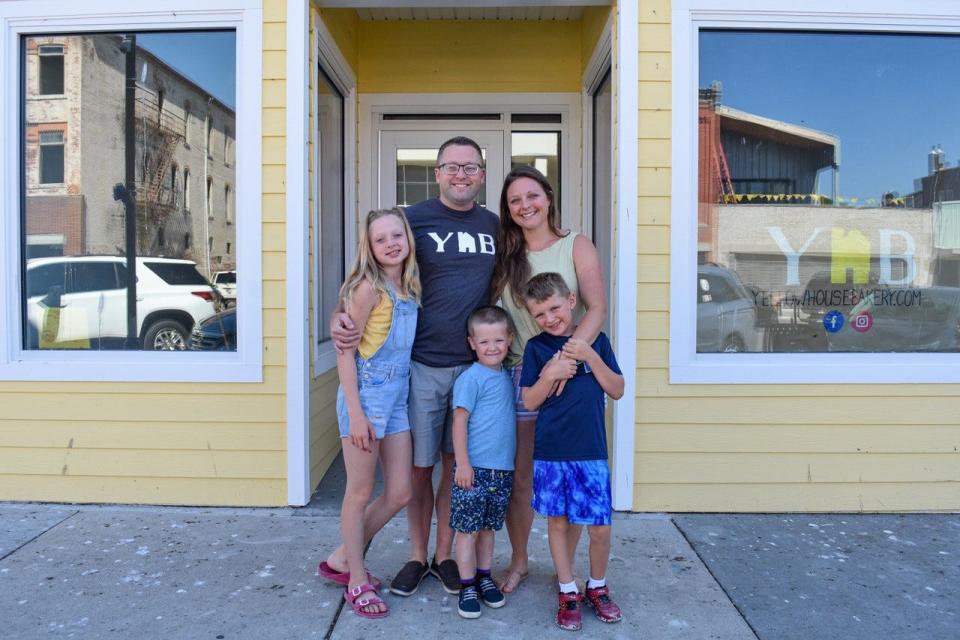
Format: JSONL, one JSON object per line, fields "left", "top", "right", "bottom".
{"left": 519, "top": 273, "right": 624, "bottom": 632}
{"left": 450, "top": 306, "right": 516, "bottom": 619}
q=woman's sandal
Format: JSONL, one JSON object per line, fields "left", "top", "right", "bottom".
{"left": 344, "top": 583, "right": 389, "bottom": 619}
{"left": 318, "top": 561, "right": 382, "bottom": 590}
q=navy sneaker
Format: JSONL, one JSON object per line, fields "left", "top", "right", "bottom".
{"left": 477, "top": 574, "right": 506, "bottom": 608}
{"left": 458, "top": 584, "right": 482, "bottom": 619}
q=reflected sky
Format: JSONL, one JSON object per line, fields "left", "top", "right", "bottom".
{"left": 700, "top": 30, "right": 960, "bottom": 205}
{"left": 138, "top": 31, "right": 235, "bottom": 109}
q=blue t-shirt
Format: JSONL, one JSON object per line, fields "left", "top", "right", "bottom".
{"left": 405, "top": 198, "right": 498, "bottom": 367}
{"left": 452, "top": 362, "right": 516, "bottom": 470}
{"left": 520, "top": 332, "right": 621, "bottom": 461}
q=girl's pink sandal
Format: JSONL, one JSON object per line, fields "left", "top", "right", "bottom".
{"left": 344, "top": 583, "right": 389, "bottom": 619}
{"left": 318, "top": 561, "right": 382, "bottom": 590}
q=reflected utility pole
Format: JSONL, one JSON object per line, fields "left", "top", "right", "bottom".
{"left": 120, "top": 34, "right": 138, "bottom": 349}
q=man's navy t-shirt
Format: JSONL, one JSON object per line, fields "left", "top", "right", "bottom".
{"left": 520, "top": 332, "right": 621, "bottom": 461}
{"left": 405, "top": 198, "right": 498, "bottom": 367}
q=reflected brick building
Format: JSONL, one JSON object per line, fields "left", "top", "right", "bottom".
{"left": 24, "top": 35, "right": 236, "bottom": 277}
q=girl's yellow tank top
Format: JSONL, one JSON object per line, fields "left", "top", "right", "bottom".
{"left": 358, "top": 292, "right": 393, "bottom": 360}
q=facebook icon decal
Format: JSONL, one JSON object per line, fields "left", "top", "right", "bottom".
{"left": 823, "top": 310, "right": 844, "bottom": 333}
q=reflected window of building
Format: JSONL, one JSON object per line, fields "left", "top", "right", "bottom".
{"left": 38, "top": 131, "right": 65, "bottom": 184}
{"left": 183, "top": 168, "right": 190, "bottom": 211}
{"left": 38, "top": 44, "right": 64, "bottom": 95}
{"left": 225, "top": 184, "right": 232, "bottom": 224}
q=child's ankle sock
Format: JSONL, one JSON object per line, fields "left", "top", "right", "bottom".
{"left": 559, "top": 579, "right": 579, "bottom": 594}
{"left": 460, "top": 577, "right": 477, "bottom": 589}
{"left": 587, "top": 576, "right": 606, "bottom": 589}
{"left": 476, "top": 568, "right": 492, "bottom": 580}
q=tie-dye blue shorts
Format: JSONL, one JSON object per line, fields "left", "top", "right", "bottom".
{"left": 531, "top": 459, "right": 612, "bottom": 526}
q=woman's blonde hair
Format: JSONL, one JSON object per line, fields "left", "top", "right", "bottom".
{"left": 339, "top": 207, "right": 421, "bottom": 306}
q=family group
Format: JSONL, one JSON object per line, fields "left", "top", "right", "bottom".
{"left": 318, "top": 136, "right": 624, "bottom": 632}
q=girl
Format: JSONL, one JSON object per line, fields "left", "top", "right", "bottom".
{"left": 318, "top": 208, "right": 420, "bottom": 619}
{"left": 491, "top": 166, "right": 608, "bottom": 594}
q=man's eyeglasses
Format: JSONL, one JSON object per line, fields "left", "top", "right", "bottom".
{"left": 437, "top": 162, "right": 483, "bottom": 176}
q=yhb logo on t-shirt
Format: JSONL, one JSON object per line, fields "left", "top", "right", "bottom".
{"left": 426, "top": 231, "right": 495, "bottom": 255}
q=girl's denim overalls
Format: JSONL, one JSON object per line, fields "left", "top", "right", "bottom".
{"left": 336, "top": 284, "right": 417, "bottom": 439}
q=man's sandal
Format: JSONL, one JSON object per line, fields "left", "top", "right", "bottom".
{"left": 344, "top": 583, "right": 389, "bottom": 619}
{"left": 318, "top": 561, "right": 382, "bottom": 590}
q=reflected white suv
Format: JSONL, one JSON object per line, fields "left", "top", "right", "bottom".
{"left": 25, "top": 256, "right": 218, "bottom": 350}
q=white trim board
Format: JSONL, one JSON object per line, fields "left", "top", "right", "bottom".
{"left": 0, "top": 0, "right": 262, "bottom": 383}
{"left": 612, "top": 0, "right": 638, "bottom": 511}
{"left": 670, "top": 0, "right": 960, "bottom": 384}
{"left": 287, "top": 0, "right": 310, "bottom": 506}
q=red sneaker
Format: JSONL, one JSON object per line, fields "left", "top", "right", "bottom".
{"left": 556, "top": 591, "right": 582, "bottom": 631}
{"left": 584, "top": 585, "right": 622, "bottom": 623}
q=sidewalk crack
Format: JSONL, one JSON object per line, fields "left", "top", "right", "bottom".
{"left": 0, "top": 509, "right": 80, "bottom": 562}
{"left": 671, "top": 517, "right": 762, "bottom": 640}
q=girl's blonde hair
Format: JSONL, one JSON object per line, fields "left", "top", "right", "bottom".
{"left": 339, "top": 207, "right": 421, "bottom": 306}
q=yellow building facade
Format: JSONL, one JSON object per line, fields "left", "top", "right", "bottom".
{"left": 1, "top": 0, "right": 957, "bottom": 512}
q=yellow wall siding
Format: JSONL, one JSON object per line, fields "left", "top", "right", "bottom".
{"left": 0, "top": 2, "right": 288, "bottom": 507}
{"left": 634, "top": 0, "right": 960, "bottom": 512}
{"left": 358, "top": 20, "right": 581, "bottom": 93}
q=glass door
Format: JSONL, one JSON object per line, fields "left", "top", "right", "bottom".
{"left": 378, "top": 130, "right": 505, "bottom": 211}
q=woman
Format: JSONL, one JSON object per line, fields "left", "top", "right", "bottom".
{"left": 491, "top": 165, "right": 608, "bottom": 593}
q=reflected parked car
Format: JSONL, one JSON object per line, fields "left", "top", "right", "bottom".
{"left": 827, "top": 286, "right": 960, "bottom": 352}
{"left": 696, "top": 264, "right": 763, "bottom": 352}
{"left": 189, "top": 307, "right": 237, "bottom": 351}
{"left": 25, "top": 256, "right": 218, "bottom": 350}
{"left": 212, "top": 270, "right": 237, "bottom": 307}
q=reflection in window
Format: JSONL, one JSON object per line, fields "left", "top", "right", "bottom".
{"left": 38, "top": 44, "right": 64, "bottom": 95}
{"left": 316, "top": 66, "right": 345, "bottom": 343}
{"left": 697, "top": 30, "right": 960, "bottom": 354}
{"left": 395, "top": 148, "right": 487, "bottom": 208}
{"left": 22, "top": 31, "right": 236, "bottom": 351}
{"left": 511, "top": 131, "right": 559, "bottom": 196}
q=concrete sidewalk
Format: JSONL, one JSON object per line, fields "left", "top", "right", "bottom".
{"left": 1, "top": 466, "right": 957, "bottom": 639}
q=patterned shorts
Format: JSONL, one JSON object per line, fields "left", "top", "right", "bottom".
{"left": 531, "top": 459, "right": 612, "bottom": 526}
{"left": 449, "top": 467, "right": 514, "bottom": 533}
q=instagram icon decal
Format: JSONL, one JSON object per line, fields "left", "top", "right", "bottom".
{"left": 851, "top": 311, "right": 873, "bottom": 333}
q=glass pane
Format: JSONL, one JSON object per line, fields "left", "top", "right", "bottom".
{"left": 23, "top": 31, "right": 236, "bottom": 351}
{"left": 395, "top": 147, "right": 487, "bottom": 207}
{"left": 592, "top": 69, "right": 613, "bottom": 335}
{"left": 317, "top": 66, "right": 344, "bottom": 343}
{"left": 511, "top": 131, "right": 560, "bottom": 201}
{"left": 697, "top": 30, "right": 960, "bottom": 354}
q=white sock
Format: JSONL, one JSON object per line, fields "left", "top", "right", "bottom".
{"left": 559, "top": 580, "right": 578, "bottom": 594}
{"left": 587, "top": 576, "right": 606, "bottom": 589}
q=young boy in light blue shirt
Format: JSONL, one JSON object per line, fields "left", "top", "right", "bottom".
{"left": 450, "top": 305, "right": 517, "bottom": 619}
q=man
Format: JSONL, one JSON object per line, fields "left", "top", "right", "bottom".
{"left": 332, "top": 137, "right": 498, "bottom": 596}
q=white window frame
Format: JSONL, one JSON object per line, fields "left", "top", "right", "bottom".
{"left": 310, "top": 10, "right": 357, "bottom": 377}
{"left": 671, "top": 0, "right": 960, "bottom": 384}
{"left": 0, "top": 0, "right": 263, "bottom": 383}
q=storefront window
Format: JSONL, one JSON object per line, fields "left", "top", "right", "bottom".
{"left": 22, "top": 31, "right": 236, "bottom": 351}
{"left": 697, "top": 30, "right": 960, "bottom": 354}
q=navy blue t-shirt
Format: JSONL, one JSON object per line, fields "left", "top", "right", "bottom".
{"left": 405, "top": 198, "right": 498, "bottom": 367}
{"left": 520, "top": 332, "right": 621, "bottom": 461}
